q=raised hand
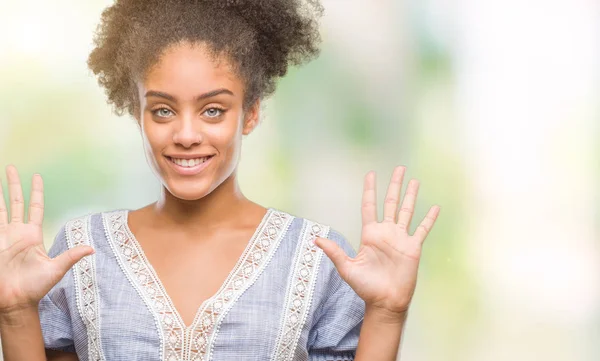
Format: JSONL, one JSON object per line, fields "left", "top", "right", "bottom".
{"left": 0, "top": 165, "right": 94, "bottom": 316}
{"left": 314, "top": 166, "right": 440, "bottom": 317}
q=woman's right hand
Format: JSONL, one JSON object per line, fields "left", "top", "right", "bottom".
{"left": 0, "top": 165, "right": 94, "bottom": 317}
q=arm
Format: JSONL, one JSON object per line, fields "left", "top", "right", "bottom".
{"left": 0, "top": 309, "right": 79, "bottom": 361}
{"left": 354, "top": 308, "right": 406, "bottom": 361}
{"left": 0, "top": 308, "right": 78, "bottom": 361}
{"left": 0, "top": 307, "right": 46, "bottom": 361}
{"left": 46, "top": 350, "right": 79, "bottom": 361}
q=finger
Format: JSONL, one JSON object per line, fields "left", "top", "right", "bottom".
{"left": 314, "top": 237, "right": 351, "bottom": 281}
{"left": 0, "top": 178, "right": 8, "bottom": 249}
{"left": 382, "top": 166, "right": 406, "bottom": 222}
{"left": 413, "top": 205, "right": 440, "bottom": 243}
{"left": 361, "top": 171, "right": 377, "bottom": 225}
{"left": 0, "top": 178, "right": 7, "bottom": 226}
{"left": 52, "top": 245, "right": 95, "bottom": 276}
{"left": 6, "top": 165, "right": 25, "bottom": 223}
{"left": 28, "top": 174, "right": 44, "bottom": 227}
{"left": 397, "top": 179, "right": 419, "bottom": 230}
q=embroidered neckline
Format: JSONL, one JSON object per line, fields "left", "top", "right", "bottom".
{"left": 103, "top": 208, "right": 293, "bottom": 361}
{"left": 124, "top": 208, "right": 273, "bottom": 330}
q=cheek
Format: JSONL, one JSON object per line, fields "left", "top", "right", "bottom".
{"left": 209, "top": 118, "right": 243, "bottom": 150}
{"left": 141, "top": 120, "right": 169, "bottom": 153}
{"left": 140, "top": 121, "right": 172, "bottom": 176}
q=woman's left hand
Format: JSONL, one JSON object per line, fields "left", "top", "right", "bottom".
{"left": 314, "top": 166, "right": 440, "bottom": 319}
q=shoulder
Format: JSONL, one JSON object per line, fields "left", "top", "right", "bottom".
{"left": 47, "top": 209, "right": 127, "bottom": 258}
{"left": 273, "top": 208, "right": 358, "bottom": 296}
{"left": 276, "top": 210, "right": 365, "bottom": 335}
{"left": 275, "top": 208, "right": 357, "bottom": 257}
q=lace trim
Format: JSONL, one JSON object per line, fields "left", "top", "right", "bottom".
{"left": 65, "top": 215, "right": 105, "bottom": 361}
{"left": 103, "top": 210, "right": 184, "bottom": 361}
{"left": 271, "top": 219, "right": 330, "bottom": 361}
{"left": 103, "top": 209, "right": 292, "bottom": 361}
{"left": 190, "top": 210, "right": 293, "bottom": 361}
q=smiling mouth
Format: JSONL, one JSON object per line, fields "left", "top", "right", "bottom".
{"left": 166, "top": 156, "right": 214, "bottom": 168}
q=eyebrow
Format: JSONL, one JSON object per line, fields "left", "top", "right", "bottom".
{"left": 144, "top": 88, "right": 234, "bottom": 102}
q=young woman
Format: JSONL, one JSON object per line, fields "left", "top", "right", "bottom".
{"left": 0, "top": 0, "right": 440, "bottom": 360}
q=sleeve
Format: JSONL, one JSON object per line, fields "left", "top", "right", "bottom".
{"left": 38, "top": 224, "right": 77, "bottom": 353}
{"left": 308, "top": 229, "right": 365, "bottom": 361}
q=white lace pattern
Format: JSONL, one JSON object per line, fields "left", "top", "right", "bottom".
{"left": 271, "top": 219, "right": 330, "bottom": 361}
{"left": 65, "top": 215, "right": 106, "bottom": 361}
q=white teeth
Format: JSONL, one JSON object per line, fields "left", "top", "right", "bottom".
{"left": 170, "top": 157, "right": 210, "bottom": 167}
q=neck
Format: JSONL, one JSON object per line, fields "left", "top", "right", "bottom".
{"left": 152, "top": 171, "right": 254, "bottom": 230}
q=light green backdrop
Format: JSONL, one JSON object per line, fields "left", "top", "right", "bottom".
{"left": 1, "top": 0, "right": 598, "bottom": 360}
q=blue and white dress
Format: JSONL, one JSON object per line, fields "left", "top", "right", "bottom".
{"left": 39, "top": 208, "right": 365, "bottom": 361}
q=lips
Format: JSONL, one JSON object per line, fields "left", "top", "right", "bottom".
{"left": 166, "top": 156, "right": 212, "bottom": 168}
{"left": 165, "top": 155, "right": 214, "bottom": 175}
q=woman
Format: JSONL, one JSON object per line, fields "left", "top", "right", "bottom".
{"left": 0, "top": 0, "right": 440, "bottom": 360}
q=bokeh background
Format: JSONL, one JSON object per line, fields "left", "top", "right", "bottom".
{"left": 1, "top": 0, "right": 598, "bottom": 360}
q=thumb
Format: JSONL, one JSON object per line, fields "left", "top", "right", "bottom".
{"left": 53, "top": 245, "right": 95, "bottom": 275}
{"left": 314, "top": 237, "right": 350, "bottom": 278}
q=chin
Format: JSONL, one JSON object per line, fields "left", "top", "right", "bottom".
{"left": 164, "top": 180, "right": 213, "bottom": 201}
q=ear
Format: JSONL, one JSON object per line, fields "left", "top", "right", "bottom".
{"left": 242, "top": 99, "right": 261, "bottom": 136}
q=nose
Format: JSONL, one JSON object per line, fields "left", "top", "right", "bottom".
{"left": 172, "top": 116, "right": 203, "bottom": 148}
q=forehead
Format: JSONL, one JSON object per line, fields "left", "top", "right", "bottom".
{"left": 139, "top": 42, "right": 242, "bottom": 99}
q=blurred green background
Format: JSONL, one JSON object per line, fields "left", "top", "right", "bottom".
{"left": 0, "top": 0, "right": 598, "bottom": 360}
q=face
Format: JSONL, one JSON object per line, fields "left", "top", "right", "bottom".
{"left": 135, "top": 41, "right": 259, "bottom": 201}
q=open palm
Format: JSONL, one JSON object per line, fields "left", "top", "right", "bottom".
{"left": 315, "top": 166, "right": 440, "bottom": 315}
{"left": 0, "top": 165, "right": 94, "bottom": 314}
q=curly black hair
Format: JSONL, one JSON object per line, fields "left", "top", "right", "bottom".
{"left": 87, "top": 0, "right": 324, "bottom": 117}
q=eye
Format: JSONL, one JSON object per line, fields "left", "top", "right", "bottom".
{"left": 204, "top": 107, "right": 224, "bottom": 118}
{"left": 151, "top": 107, "right": 174, "bottom": 118}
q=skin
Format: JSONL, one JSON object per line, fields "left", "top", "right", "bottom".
{"left": 0, "top": 40, "right": 440, "bottom": 361}
{"left": 125, "top": 41, "right": 268, "bottom": 327}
